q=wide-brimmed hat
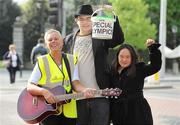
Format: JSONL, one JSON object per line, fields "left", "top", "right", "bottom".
{"left": 74, "top": 4, "right": 94, "bottom": 18}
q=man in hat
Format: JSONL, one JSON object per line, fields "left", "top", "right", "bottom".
{"left": 63, "top": 4, "right": 124, "bottom": 125}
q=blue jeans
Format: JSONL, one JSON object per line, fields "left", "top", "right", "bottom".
{"left": 77, "top": 98, "right": 110, "bottom": 125}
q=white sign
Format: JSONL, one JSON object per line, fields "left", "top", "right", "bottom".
{"left": 92, "top": 16, "right": 115, "bottom": 39}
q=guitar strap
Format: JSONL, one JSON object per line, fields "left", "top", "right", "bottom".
{"left": 62, "top": 53, "right": 73, "bottom": 93}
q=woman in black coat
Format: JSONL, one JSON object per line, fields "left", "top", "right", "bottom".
{"left": 109, "top": 39, "right": 162, "bottom": 125}
{"left": 3, "top": 44, "right": 22, "bottom": 84}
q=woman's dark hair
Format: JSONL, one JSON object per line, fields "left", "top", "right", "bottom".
{"left": 112, "top": 44, "right": 138, "bottom": 77}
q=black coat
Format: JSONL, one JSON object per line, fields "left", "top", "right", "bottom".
{"left": 109, "top": 46, "right": 162, "bottom": 125}
{"left": 3, "top": 51, "right": 21, "bottom": 70}
{"left": 63, "top": 17, "right": 124, "bottom": 89}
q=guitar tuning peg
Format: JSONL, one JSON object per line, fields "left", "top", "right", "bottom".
{"left": 114, "top": 96, "right": 118, "bottom": 99}
{"left": 105, "top": 96, "right": 109, "bottom": 98}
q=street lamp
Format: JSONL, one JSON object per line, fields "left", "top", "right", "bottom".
{"left": 171, "top": 25, "right": 179, "bottom": 74}
{"left": 159, "top": 0, "right": 167, "bottom": 78}
{"left": 0, "top": 0, "right": 3, "bottom": 18}
{"left": 36, "top": 0, "right": 45, "bottom": 33}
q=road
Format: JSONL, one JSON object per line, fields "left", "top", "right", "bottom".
{"left": 0, "top": 89, "right": 27, "bottom": 125}
{"left": 0, "top": 68, "right": 37, "bottom": 125}
{"left": 0, "top": 68, "right": 180, "bottom": 125}
{"left": 144, "top": 87, "right": 180, "bottom": 125}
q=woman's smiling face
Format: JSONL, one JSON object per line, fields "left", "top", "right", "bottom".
{"left": 118, "top": 48, "right": 132, "bottom": 68}
{"left": 45, "top": 32, "right": 63, "bottom": 52}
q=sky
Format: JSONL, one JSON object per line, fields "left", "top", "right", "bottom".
{"left": 13, "top": 0, "right": 28, "bottom": 5}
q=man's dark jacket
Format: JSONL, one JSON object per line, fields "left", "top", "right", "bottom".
{"left": 63, "top": 17, "right": 124, "bottom": 89}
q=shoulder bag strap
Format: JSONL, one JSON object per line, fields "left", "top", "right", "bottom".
{"left": 62, "top": 53, "right": 73, "bottom": 93}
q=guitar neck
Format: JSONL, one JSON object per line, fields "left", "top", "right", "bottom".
{"left": 55, "top": 90, "right": 103, "bottom": 101}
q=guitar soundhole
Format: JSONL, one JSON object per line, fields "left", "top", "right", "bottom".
{"left": 32, "top": 97, "right": 38, "bottom": 106}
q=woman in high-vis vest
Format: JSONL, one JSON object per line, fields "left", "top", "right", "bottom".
{"left": 27, "top": 29, "right": 94, "bottom": 125}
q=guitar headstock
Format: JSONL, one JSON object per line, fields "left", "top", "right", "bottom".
{"left": 101, "top": 88, "right": 122, "bottom": 97}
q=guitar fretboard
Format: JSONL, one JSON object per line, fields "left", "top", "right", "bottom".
{"left": 55, "top": 90, "right": 103, "bottom": 101}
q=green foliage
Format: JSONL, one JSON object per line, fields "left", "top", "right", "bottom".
{"left": 167, "top": 0, "right": 180, "bottom": 25}
{"left": 20, "top": 0, "right": 49, "bottom": 61}
{"left": 0, "top": 0, "right": 21, "bottom": 60}
{"left": 66, "top": 15, "right": 74, "bottom": 34}
{"left": 167, "top": 0, "right": 180, "bottom": 47}
{"left": 145, "top": 0, "right": 160, "bottom": 28}
{"left": 145, "top": 0, "right": 180, "bottom": 48}
{"left": 109, "top": 0, "right": 156, "bottom": 50}
{"left": 74, "top": 0, "right": 107, "bottom": 7}
{"left": 0, "top": 60, "right": 5, "bottom": 68}
{"left": 145, "top": 0, "right": 180, "bottom": 69}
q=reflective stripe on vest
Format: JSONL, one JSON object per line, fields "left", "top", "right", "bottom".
{"left": 37, "top": 54, "right": 77, "bottom": 118}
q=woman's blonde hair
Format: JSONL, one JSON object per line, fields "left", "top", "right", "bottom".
{"left": 9, "top": 44, "right": 16, "bottom": 50}
{"left": 44, "top": 29, "right": 62, "bottom": 42}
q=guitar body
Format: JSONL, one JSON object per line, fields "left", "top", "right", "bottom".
{"left": 17, "top": 86, "right": 121, "bottom": 124}
{"left": 17, "top": 86, "right": 66, "bottom": 124}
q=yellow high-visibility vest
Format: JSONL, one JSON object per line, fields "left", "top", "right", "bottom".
{"left": 37, "top": 53, "right": 77, "bottom": 118}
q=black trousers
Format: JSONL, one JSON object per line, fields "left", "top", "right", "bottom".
{"left": 77, "top": 98, "right": 110, "bottom": 125}
{"left": 39, "top": 114, "right": 76, "bottom": 125}
{"left": 7, "top": 67, "right": 17, "bottom": 83}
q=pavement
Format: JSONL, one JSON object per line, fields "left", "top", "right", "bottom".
{"left": 0, "top": 68, "right": 31, "bottom": 90}
{"left": 0, "top": 68, "right": 37, "bottom": 125}
{"left": 0, "top": 68, "right": 180, "bottom": 125}
{"left": 147, "top": 96, "right": 180, "bottom": 125}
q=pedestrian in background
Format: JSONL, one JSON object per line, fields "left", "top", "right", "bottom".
{"left": 27, "top": 29, "right": 94, "bottom": 125}
{"left": 109, "top": 39, "right": 162, "bottom": 125}
{"left": 3, "top": 44, "right": 22, "bottom": 84}
{"left": 30, "top": 37, "right": 47, "bottom": 65}
{"left": 63, "top": 4, "right": 124, "bottom": 125}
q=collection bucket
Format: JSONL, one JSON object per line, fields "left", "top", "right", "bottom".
{"left": 91, "top": 8, "right": 116, "bottom": 39}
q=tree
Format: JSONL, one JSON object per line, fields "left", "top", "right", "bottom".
{"left": 145, "top": 0, "right": 180, "bottom": 48}
{"left": 166, "top": 0, "right": 180, "bottom": 48}
{"left": 145, "top": 0, "right": 160, "bottom": 29}
{"left": 74, "top": 0, "right": 108, "bottom": 8}
{"left": 0, "top": 0, "right": 21, "bottom": 60}
{"left": 145, "top": 0, "right": 180, "bottom": 70}
{"left": 109, "top": 0, "right": 156, "bottom": 50}
{"left": 20, "top": 0, "right": 49, "bottom": 62}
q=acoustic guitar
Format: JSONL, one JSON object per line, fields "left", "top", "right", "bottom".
{"left": 17, "top": 86, "right": 121, "bottom": 124}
